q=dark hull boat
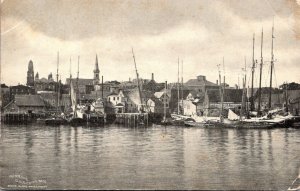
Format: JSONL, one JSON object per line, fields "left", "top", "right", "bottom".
{"left": 68, "top": 117, "right": 86, "bottom": 126}
{"left": 45, "top": 117, "right": 68, "bottom": 126}
{"left": 210, "top": 120, "right": 277, "bottom": 129}
{"left": 160, "top": 118, "right": 173, "bottom": 126}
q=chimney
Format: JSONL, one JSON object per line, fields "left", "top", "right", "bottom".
{"left": 216, "top": 80, "right": 218, "bottom": 85}
{"left": 151, "top": 73, "right": 154, "bottom": 81}
{"left": 129, "top": 77, "right": 131, "bottom": 82}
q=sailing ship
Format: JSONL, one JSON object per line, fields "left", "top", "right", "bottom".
{"left": 68, "top": 56, "right": 85, "bottom": 126}
{"left": 45, "top": 52, "right": 67, "bottom": 126}
{"left": 213, "top": 23, "right": 300, "bottom": 129}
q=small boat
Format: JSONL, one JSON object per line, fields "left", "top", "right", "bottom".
{"left": 68, "top": 117, "right": 85, "bottom": 126}
{"left": 45, "top": 116, "right": 67, "bottom": 126}
{"left": 184, "top": 121, "right": 207, "bottom": 127}
{"left": 160, "top": 118, "right": 173, "bottom": 126}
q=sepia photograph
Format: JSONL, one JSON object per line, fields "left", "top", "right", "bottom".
{"left": 0, "top": 0, "right": 300, "bottom": 190}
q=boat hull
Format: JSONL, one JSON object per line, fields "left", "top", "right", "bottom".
{"left": 68, "top": 118, "right": 86, "bottom": 126}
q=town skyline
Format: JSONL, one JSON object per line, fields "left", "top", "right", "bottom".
{"left": 1, "top": 0, "right": 300, "bottom": 87}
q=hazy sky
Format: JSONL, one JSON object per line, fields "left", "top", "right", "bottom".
{"left": 1, "top": 0, "right": 300, "bottom": 87}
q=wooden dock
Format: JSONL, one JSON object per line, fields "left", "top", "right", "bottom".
{"left": 1, "top": 112, "right": 33, "bottom": 124}
{"left": 115, "top": 113, "right": 149, "bottom": 127}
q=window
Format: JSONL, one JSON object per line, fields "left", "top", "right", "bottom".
{"left": 117, "top": 97, "right": 119, "bottom": 100}
{"left": 113, "top": 97, "right": 115, "bottom": 101}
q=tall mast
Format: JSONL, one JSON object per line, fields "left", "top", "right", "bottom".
{"left": 257, "top": 28, "right": 263, "bottom": 115}
{"left": 240, "top": 77, "right": 246, "bottom": 121}
{"left": 218, "top": 63, "right": 223, "bottom": 122}
{"left": 245, "top": 57, "right": 247, "bottom": 109}
{"left": 268, "top": 21, "right": 275, "bottom": 109}
{"left": 56, "top": 51, "right": 60, "bottom": 113}
{"left": 222, "top": 57, "right": 225, "bottom": 119}
{"left": 101, "top": 76, "right": 104, "bottom": 99}
{"left": 242, "top": 57, "right": 247, "bottom": 118}
{"left": 77, "top": 56, "right": 80, "bottom": 104}
{"left": 181, "top": 60, "right": 184, "bottom": 109}
{"left": 163, "top": 81, "right": 167, "bottom": 121}
{"left": 177, "top": 57, "right": 180, "bottom": 115}
{"left": 223, "top": 57, "right": 225, "bottom": 90}
{"left": 69, "top": 57, "right": 72, "bottom": 79}
{"left": 285, "top": 82, "right": 289, "bottom": 112}
{"left": 250, "top": 33, "right": 255, "bottom": 111}
{"left": 132, "top": 48, "right": 143, "bottom": 113}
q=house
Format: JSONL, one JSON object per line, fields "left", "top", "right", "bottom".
{"left": 91, "top": 98, "right": 105, "bottom": 114}
{"left": 154, "top": 91, "right": 170, "bottom": 108}
{"left": 147, "top": 98, "right": 164, "bottom": 114}
{"left": 181, "top": 100, "right": 197, "bottom": 116}
{"left": 204, "top": 89, "right": 243, "bottom": 117}
{"left": 3, "top": 95, "right": 47, "bottom": 113}
{"left": 185, "top": 75, "right": 219, "bottom": 93}
{"left": 10, "top": 85, "right": 35, "bottom": 100}
{"left": 106, "top": 90, "right": 128, "bottom": 113}
{"left": 169, "top": 87, "right": 191, "bottom": 113}
{"left": 143, "top": 73, "right": 165, "bottom": 93}
{"left": 1, "top": 84, "right": 10, "bottom": 109}
{"left": 286, "top": 90, "right": 300, "bottom": 115}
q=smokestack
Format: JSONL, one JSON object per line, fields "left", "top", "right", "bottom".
{"left": 151, "top": 73, "right": 154, "bottom": 81}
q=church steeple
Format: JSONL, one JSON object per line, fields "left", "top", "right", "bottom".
{"left": 93, "top": 54, "right": 100, "bottom": 85}
{"left": 35, "top": 72, "right": 39, "bottom": 80}
{"left": 27, "top": 60, "right": 34, "bottom": 86}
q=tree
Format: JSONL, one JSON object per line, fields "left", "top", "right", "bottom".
{"left": 279, "top": 82, "right": 300, "bottom": 90}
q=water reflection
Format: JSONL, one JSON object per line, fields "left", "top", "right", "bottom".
{"left": 0, "top": 124, "right": 299, "bottom": 190}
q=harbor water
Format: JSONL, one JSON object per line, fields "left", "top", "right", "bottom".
{"left": 0, "top": 124, "right": 299, "bottom": 190}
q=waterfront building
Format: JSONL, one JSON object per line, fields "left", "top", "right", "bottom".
{"left": 147, "top": 98, "right": 164, "bottom": 114}
{"left": 185, "top": 75, "right": 219, "bottom": 93}
{"left": 3, "top": 94, "right": 47, "bottom": 113}
{"left": 1, "top": 84, "right": 10, "bottom": 109}
{"left": 203, "top": 89, "right": 243, "bottom": 117}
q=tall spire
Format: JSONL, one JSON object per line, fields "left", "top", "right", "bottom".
{"left": 93, "top": 54, "right": 100, "bottom": 85}
{"left": 94, "top": 54, "right": 100, "bottom": 72}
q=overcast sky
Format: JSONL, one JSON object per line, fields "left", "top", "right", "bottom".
{"left": 1, "top": 0, "right": 300, "bottom": 87}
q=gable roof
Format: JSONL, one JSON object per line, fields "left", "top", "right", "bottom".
{"left": 154, "top": 92, "right": 164, "bottom": 99}
{"left": 185, "top": 79, "right": 218, "bottom": 87}
{"left": 14, "top": 95, "right": 46, "bottom": 107}
{"left": 66, "top": 78, "right": 94, "bottom": 86}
